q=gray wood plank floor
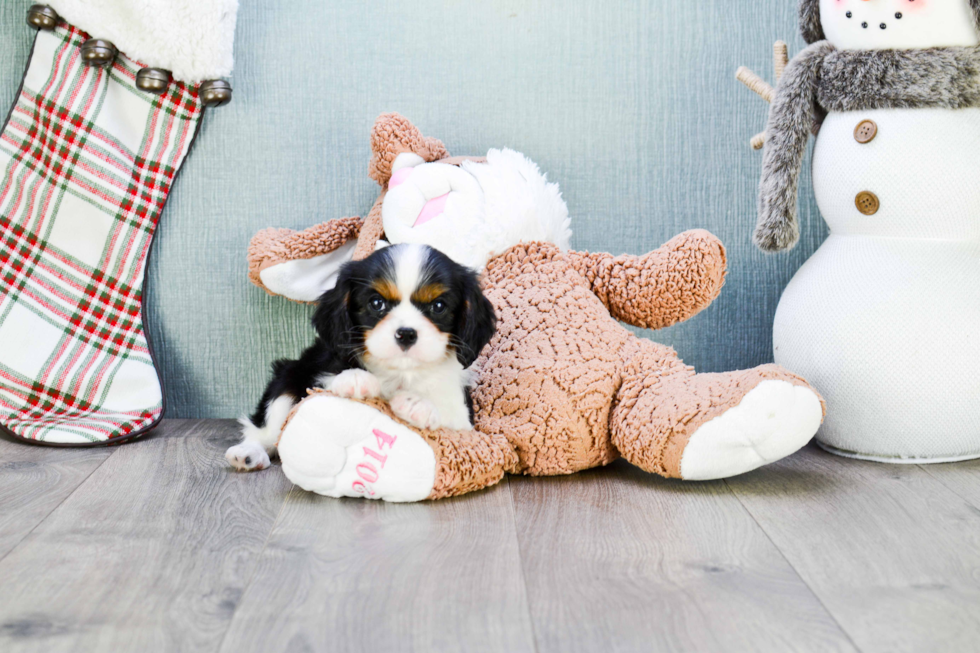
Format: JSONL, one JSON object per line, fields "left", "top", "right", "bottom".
{"left": 0, "top": 420, "right": 977, "bottom": 653}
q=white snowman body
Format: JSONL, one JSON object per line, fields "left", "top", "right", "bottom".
{"left": 773, "top": 0, "right": 980, "bottom": 461}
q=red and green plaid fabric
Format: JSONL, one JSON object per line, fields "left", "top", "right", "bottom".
{"left": 0, "top": 23, "right": 203, "bottom": 444}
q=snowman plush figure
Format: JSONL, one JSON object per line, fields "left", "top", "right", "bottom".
{"left": 751, "top": 0, "right": 980, "bottom": 462}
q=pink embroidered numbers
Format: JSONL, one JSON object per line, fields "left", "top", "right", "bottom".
{"left": 351, "top": 428, "right": 399, "bottom": 495}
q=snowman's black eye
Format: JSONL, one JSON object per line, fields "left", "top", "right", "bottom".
{"left": 896, "top": 12, "right": 903, "bottom": 19}
{"left": 880, "top": 23, "right": 887, "bottom": 29}
{"left": 862, "top": 22, "right": 869, "bottom": 28}
{"left": 846, "top": 11, "right": 852, "bottom": 18}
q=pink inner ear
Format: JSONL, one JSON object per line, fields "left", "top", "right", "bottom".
{"left": 389, "top": 167, "right": 414, "bottom": 188}
{"left": 414, "top": 193, "right": 449, "bottom": 227}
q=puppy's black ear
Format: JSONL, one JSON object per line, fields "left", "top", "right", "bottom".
{"left": 455, "top": 272, "right": 497, "bottom": 368}
{"left": 312, "top": 272, "right": 356, "bottom": 357}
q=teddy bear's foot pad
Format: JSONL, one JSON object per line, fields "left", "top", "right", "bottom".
{"left": 278, "top": 396, "right": 436, "bottom": 502}
{"left": 680, "top": 380, "right": 822, "bottom": 481}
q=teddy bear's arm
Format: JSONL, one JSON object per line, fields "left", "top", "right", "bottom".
{"left": 565, "top": 229, "right": 727, "bottom": 330}
{"left": 247, "top": 216, "right": 363, "bottom": 303}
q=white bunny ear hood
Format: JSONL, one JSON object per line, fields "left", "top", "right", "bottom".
{"left": 381, "top": 148, "right": 572, "bottom": 271}
{"left": 460, "top": 149, "right": 572, "bottom": 268}
{"left": 46, "top": 0, "right": 239, "bottom": 84}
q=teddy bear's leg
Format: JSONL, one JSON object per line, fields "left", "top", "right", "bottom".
{"left": 611, "top": 340, "right": 824, "bottom": 481}
{"left": 277, "top": 394, "right": 519, "bottom": 501}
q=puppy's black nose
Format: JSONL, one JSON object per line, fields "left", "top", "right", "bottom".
{"left": 395, "top": 327, "right": 417, "bottom": 350}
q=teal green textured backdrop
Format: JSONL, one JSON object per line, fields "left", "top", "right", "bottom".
{"left": 0, "top": 1, "right": 825, "bottom": 418}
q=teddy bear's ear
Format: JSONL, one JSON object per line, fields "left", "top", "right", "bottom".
{"left": 368, "top": 113, "right": 450, "bottom": 187}
{"left": 799, "top": 0, "right": 825, "bottom": 44}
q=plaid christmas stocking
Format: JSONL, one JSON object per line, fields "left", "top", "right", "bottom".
{"left": 0, "top": 17, "right": 215, "bottom": 445}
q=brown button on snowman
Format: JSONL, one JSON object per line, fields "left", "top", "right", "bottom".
{"left": 853, "top": 119, "right": 877, "bottom": 144}
{"left": 741, "top": 0, "right": 980, "bottom": 462}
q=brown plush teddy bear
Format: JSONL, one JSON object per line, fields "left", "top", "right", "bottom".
{"left": 237, "top": 114, "right": 824, "bottom": 502}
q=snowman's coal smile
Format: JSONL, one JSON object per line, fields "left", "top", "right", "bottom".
{"left": 824, "top": 0, "right": 978, "bottom": 50}
{"left": 846, "top": 8, "right": 905, "bottom": 31}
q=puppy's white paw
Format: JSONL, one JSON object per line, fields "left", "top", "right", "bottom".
{"left": 390, "top": 392, "right": 442, "bottom": 430}
{"left": 226, "top": 440, "right": 271, "bottom": 472}
{"left": 277, "top": 395, "right": 436, "bottom": 502}
{"left": 329, "top": 369, "right": 382, "bottom": 400}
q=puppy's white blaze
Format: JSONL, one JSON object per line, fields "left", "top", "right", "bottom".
{"left": 364, "top": 245, "right": 449, "bottom": 368}
{"left": 393, "top": 243, "right": 428, "bottom": 298}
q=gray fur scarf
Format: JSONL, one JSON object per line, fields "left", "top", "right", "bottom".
{"left": 755, "top": 43, "right": 980, "bottom": 252}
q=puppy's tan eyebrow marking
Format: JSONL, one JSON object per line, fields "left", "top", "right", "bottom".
{"left": 412, "top": 283, "right": 447, "bottom": 304}
{"left": 372, "top": 279, "right": 401, "bottom": 302}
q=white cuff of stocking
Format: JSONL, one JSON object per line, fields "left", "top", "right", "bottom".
{"left": 47, "top": 0, "right": 239, "bottom": 84}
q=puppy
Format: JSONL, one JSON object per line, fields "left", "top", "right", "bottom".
{"left": 226, "top": 243, "right": 497, "bottom": 471}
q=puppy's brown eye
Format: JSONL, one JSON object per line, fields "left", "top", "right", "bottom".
{"left": 369, "top": 297, "right": 387, "bottom": 313}
{"left": 431, "top": 300, "right": 447, "bottom": 315}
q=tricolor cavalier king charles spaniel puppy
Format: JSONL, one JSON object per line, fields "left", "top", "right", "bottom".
{"left": 226, "top": 244, "right": 497, "bottom": 471}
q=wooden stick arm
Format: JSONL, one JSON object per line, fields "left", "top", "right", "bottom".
{"left": 773, "top": 41, "right": 788, "bottom": 80}
{"left": 737, "top": 40, "right": 791, "bottom": 150}
{"left": 736, "top": 67, "right": 774, "bottom": 103}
